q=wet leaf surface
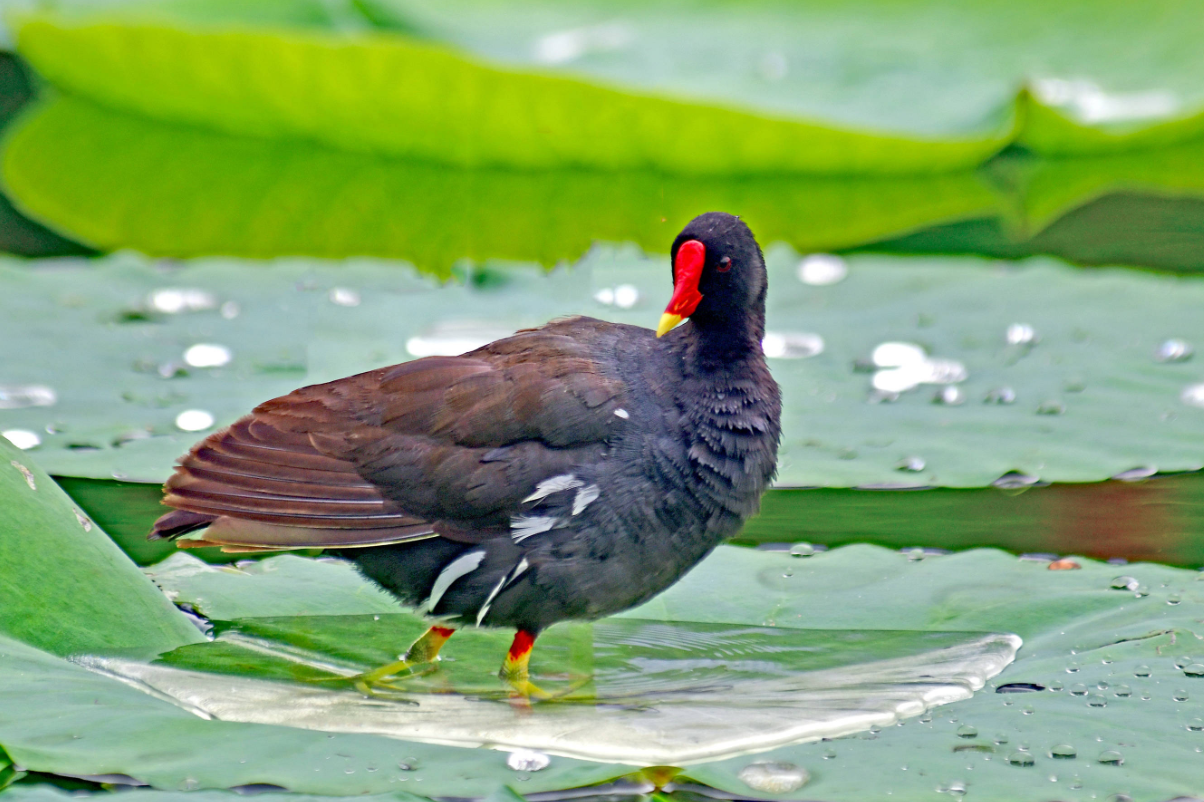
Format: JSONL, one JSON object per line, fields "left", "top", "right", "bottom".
{"left": 3, "top": 248, "right": 1203, "bottom": 488}
{"left": 1, "top": 545, "right": 1193, "bottom": 799}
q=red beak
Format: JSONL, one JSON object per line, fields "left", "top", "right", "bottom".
{"left": 657, "top": 239, "right": 705, "bottom": 337}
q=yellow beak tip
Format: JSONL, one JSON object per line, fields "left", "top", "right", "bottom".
{"left": 656, "top": 313, "right": 683, "bottom": 338}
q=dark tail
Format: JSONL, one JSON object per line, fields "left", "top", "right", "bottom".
{"left": 149, "top": 509, "right": 217, "bottom": 541}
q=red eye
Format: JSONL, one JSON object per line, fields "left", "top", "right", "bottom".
{"left": 717, "top": 256, "right": 732, "bottom": 272}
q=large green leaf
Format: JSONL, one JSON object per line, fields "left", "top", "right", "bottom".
{"left": 0, "top": 95, "right": 997, "bottom": 272}
{"left": 10, "top": 13, "right": 1006, "bottom": 176}
{"left": 13, "top": 0, "right": 1204, "bottom": 173}
{"left": 3, "top": 248, "right": 1204, "bottom": 488}
{"left": 102, "top": 546, "right": 1204, "bottom": 799}
{"left": 0, "top": 439, "right": 201, "bottom": 658}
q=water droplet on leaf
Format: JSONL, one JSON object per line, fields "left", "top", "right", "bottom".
{"left": 789, "top": 543, "right": 815, "bottom": 558}
{"left": 1110, "top": 576, "right": 1139, "bottom": 591}
{"left": 1007, "top": 752, "right": 1034, "bottom": 767}
{"left": 956, "top": 725, "right": 978, "bottom": 738}
{"left": 2, "top": 430, "right": 40, "bottom": 450}
{"left": 1155, "top": 339, "right": 1193, "bottom": 363}
{"left": 175, "top": 410, "right": 215, "bottom": 432}
{"left": 184, "top": 344, "right": 232, "bottom": 368}
{"left": 1006, "top": 324, "right": 1037, "bottom": 345}
{"left": 1050, "top": 744, "right": 1076, "bottom": 759}
{"left": 738, "top": 761, "right": 809, "bottom": 793}
{"left": 0, "top": 384, "right": 56, "bottom": 409}
{"left": 1096, "top": 750, "right": 1123, "bottom": 766}
{"left": 797, "top": 254, "right": 847, "bottom": 286}
{"left": 506, "top": 749, "right": 550, "bottom": 772}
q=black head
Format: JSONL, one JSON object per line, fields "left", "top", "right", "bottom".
{"left": 658, "top": 212, "right": 767, "bottom": 341}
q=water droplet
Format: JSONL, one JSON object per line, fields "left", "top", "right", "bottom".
{"left": 328, "top": 287, "right": 361, "bottom": 307}
{"left": 0, "top": 384, "right": 57, "bottom": 409}
{"left": 737, "top": 761, "right": 809, "bottom": 794}
{"left": 1113, "top": 466, "right": 1157, "bottom": 481}
{"left": 1110, "top": 575, "right": 1139, "bottom": 591}
{"left": 1069, "top": 683, "right": 1088, "bottom": 696}
{"left": 1096, "top": 750, "right": 1123, "bottom": 766}
{"left": 789, "top": 542, "right": 815, "bottom": 558}
{"left": 1173, "top": 689, "right": 1190, "bottom": 702}
{"left": 822, "top": 749, "right": 837, "bottom": 759}
{"left": 1049, "top": 744, "right": 1076, "bottom": 759}
{"left": 1135, "top": 665, "right": 1151, "bottom": 677}
{"left": 1174, "top": 655, "right": 1194, "bottom": 668}
{"left": 1187, "top": 718, "right": 1204, "bottom": 731}
{"left": 1155, "top": 339, "right": 1193, "bottom": 363}
{"left": 984, "top": 386, "right": 1017, "bottom": 405}
{"left": 956, "top": 725, "right": 978, "bottom": 738}
{"left": 994, "top": 471, "right": 1039, "bottom": 490}
{"left": 872, "top": 342, "right": 926, "bottom": 368}
{"left": 613, "top": 284, "right": 640, "bottom": 309}
{"left": 1007, "top": 752, "right": 1034, "bottom": 767}
{"left": 1007, "top": 323, "right": 1037, "bottom": 345}
{"left": 1097, "top": 680, "right": 1110, "bottom": 690}
{"left": 919, "top": 712, "right": 933, "bottom": 723}
{"left": 1021, "top": 705, "right": 1035, "bottom": 715}
{"left": 762, "top": 332, "right": 824, "bottom": 359}
{"left": 993, "top": 733, "right": 1009, "bottom": 744}
{"left": 1114, "top": 684, "right": 1132, "bottom": 697}
{"left": 1106, "top": 794, "right": 1134, "bottom": 802}
{"left": 896, "top": 456, "right": 926, "bottom": 472}
{"left": 175, "top": 409, "right": 215, "bottom": 432}
{"left": 1049, "top": 681, "right": 1064, "bottom": 691}
{"left": 1168, "top": 593, "right": 1183, "bottom": 605}
{"left": 782, "top": 567, "right": 794, "bottom": 578}
{"left": 937, "top": 780, "right": 967, "bottom": 796}
{"left": 398, "top": 761, "right": 417, "bottom": 772}
{"left": 1181, "top": 383, "right": 1204, "bottom": 408}
{"left": 2, "top": 429, "right": 41, "bottom": 450}
{"left": 1134, "top": 584, "right": 1149, "bottom": 597}
{"left": 183, "top": 343, "right": 232, "bottom": 368}
{"left": 1066, "top": 659, "right": 1081, "bottom": 673}
{"left": 148, "top": 288, "right": 217, "bottom": 314}
{"left": 1036, "top": 400, "right": 1065, "bottom": 415}
{"left": 797, "top": 254, "right": 847, "bottom": 286}
{"left": 1086, "top": 692, "right": 1107, "bottom": 707}
{"left": 905, "top": 547, "right": 926, "bottom": 562}
{"left": 506, "top": 750, "right": 549, "bottom": 772}
{"left": 178, "top": 778, "right": 200, "bottom": 792}
{"left": 220, "top": 300, "right": 240, "bottom": 319}
{"left": 932, "top": 385, "right": 965, "bottom": 405}
{"left": 1184, "top": 664, "right": 1204, "bottom": 678}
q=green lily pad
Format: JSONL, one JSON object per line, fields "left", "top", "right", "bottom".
{"left": 0, "top": 438, "right": 201, "bottom": 658}
{"left": 3, "top": 248, "right": 1204, "bottom": 488}
{"left": 0, "top": 786, "right": 426, "bottom": 802}
{"left": 13, "top": 0, "right": 1204, "bottom": 175}
{"left": 1, "top": 94, "right": 997, "bottom": 273}
{"left": 122, "top": 544, "right": 1204, "bottom": 800}
{"left": 10, "top": 12, "right": 1005, "bottom": 176}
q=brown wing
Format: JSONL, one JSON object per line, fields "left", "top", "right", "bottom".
{"left": 152, "top": 319, "right": 628, "bottom": 551}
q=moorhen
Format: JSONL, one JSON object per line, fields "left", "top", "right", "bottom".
{"left": 151, "top": 211, "right": 782, "bottom": 696}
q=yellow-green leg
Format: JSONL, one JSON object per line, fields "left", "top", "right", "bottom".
{"left": 499, "top": 628, "right": 549, "bottom": 700}
{"left": 353, "top": 625, "right": 455, "bottom": 694}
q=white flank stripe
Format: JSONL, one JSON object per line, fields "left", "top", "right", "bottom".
{"left": 476, "top": 575, "right": 508, "bottom": 626}
{"left": 572, "top": 484, "right": 601, "bottom": 515}
{"left": 523, "top": 473, "right": 581, "bottom": 503}
{"left": 421, "top": 550, "right": 485, "bottom": 613}
{"left": 614, "top": 408, "right": 629, "bottom": 419}
{"left": 474, "top": 557, "right": 532, "bottom": 626}
{"left": 511, "top": 515, "right": 558, "bottom": 542}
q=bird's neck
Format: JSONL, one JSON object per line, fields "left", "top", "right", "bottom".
{"left": 680, "top": 302, "right": 766, "bottom": 374}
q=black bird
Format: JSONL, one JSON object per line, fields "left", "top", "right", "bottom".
{"left": 151, "top": 212, "right": 782, "bottom": 695}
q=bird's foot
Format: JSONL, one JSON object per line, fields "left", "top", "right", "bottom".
{"left": 351, "top": 658, "right": 440, "bottom": 696}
